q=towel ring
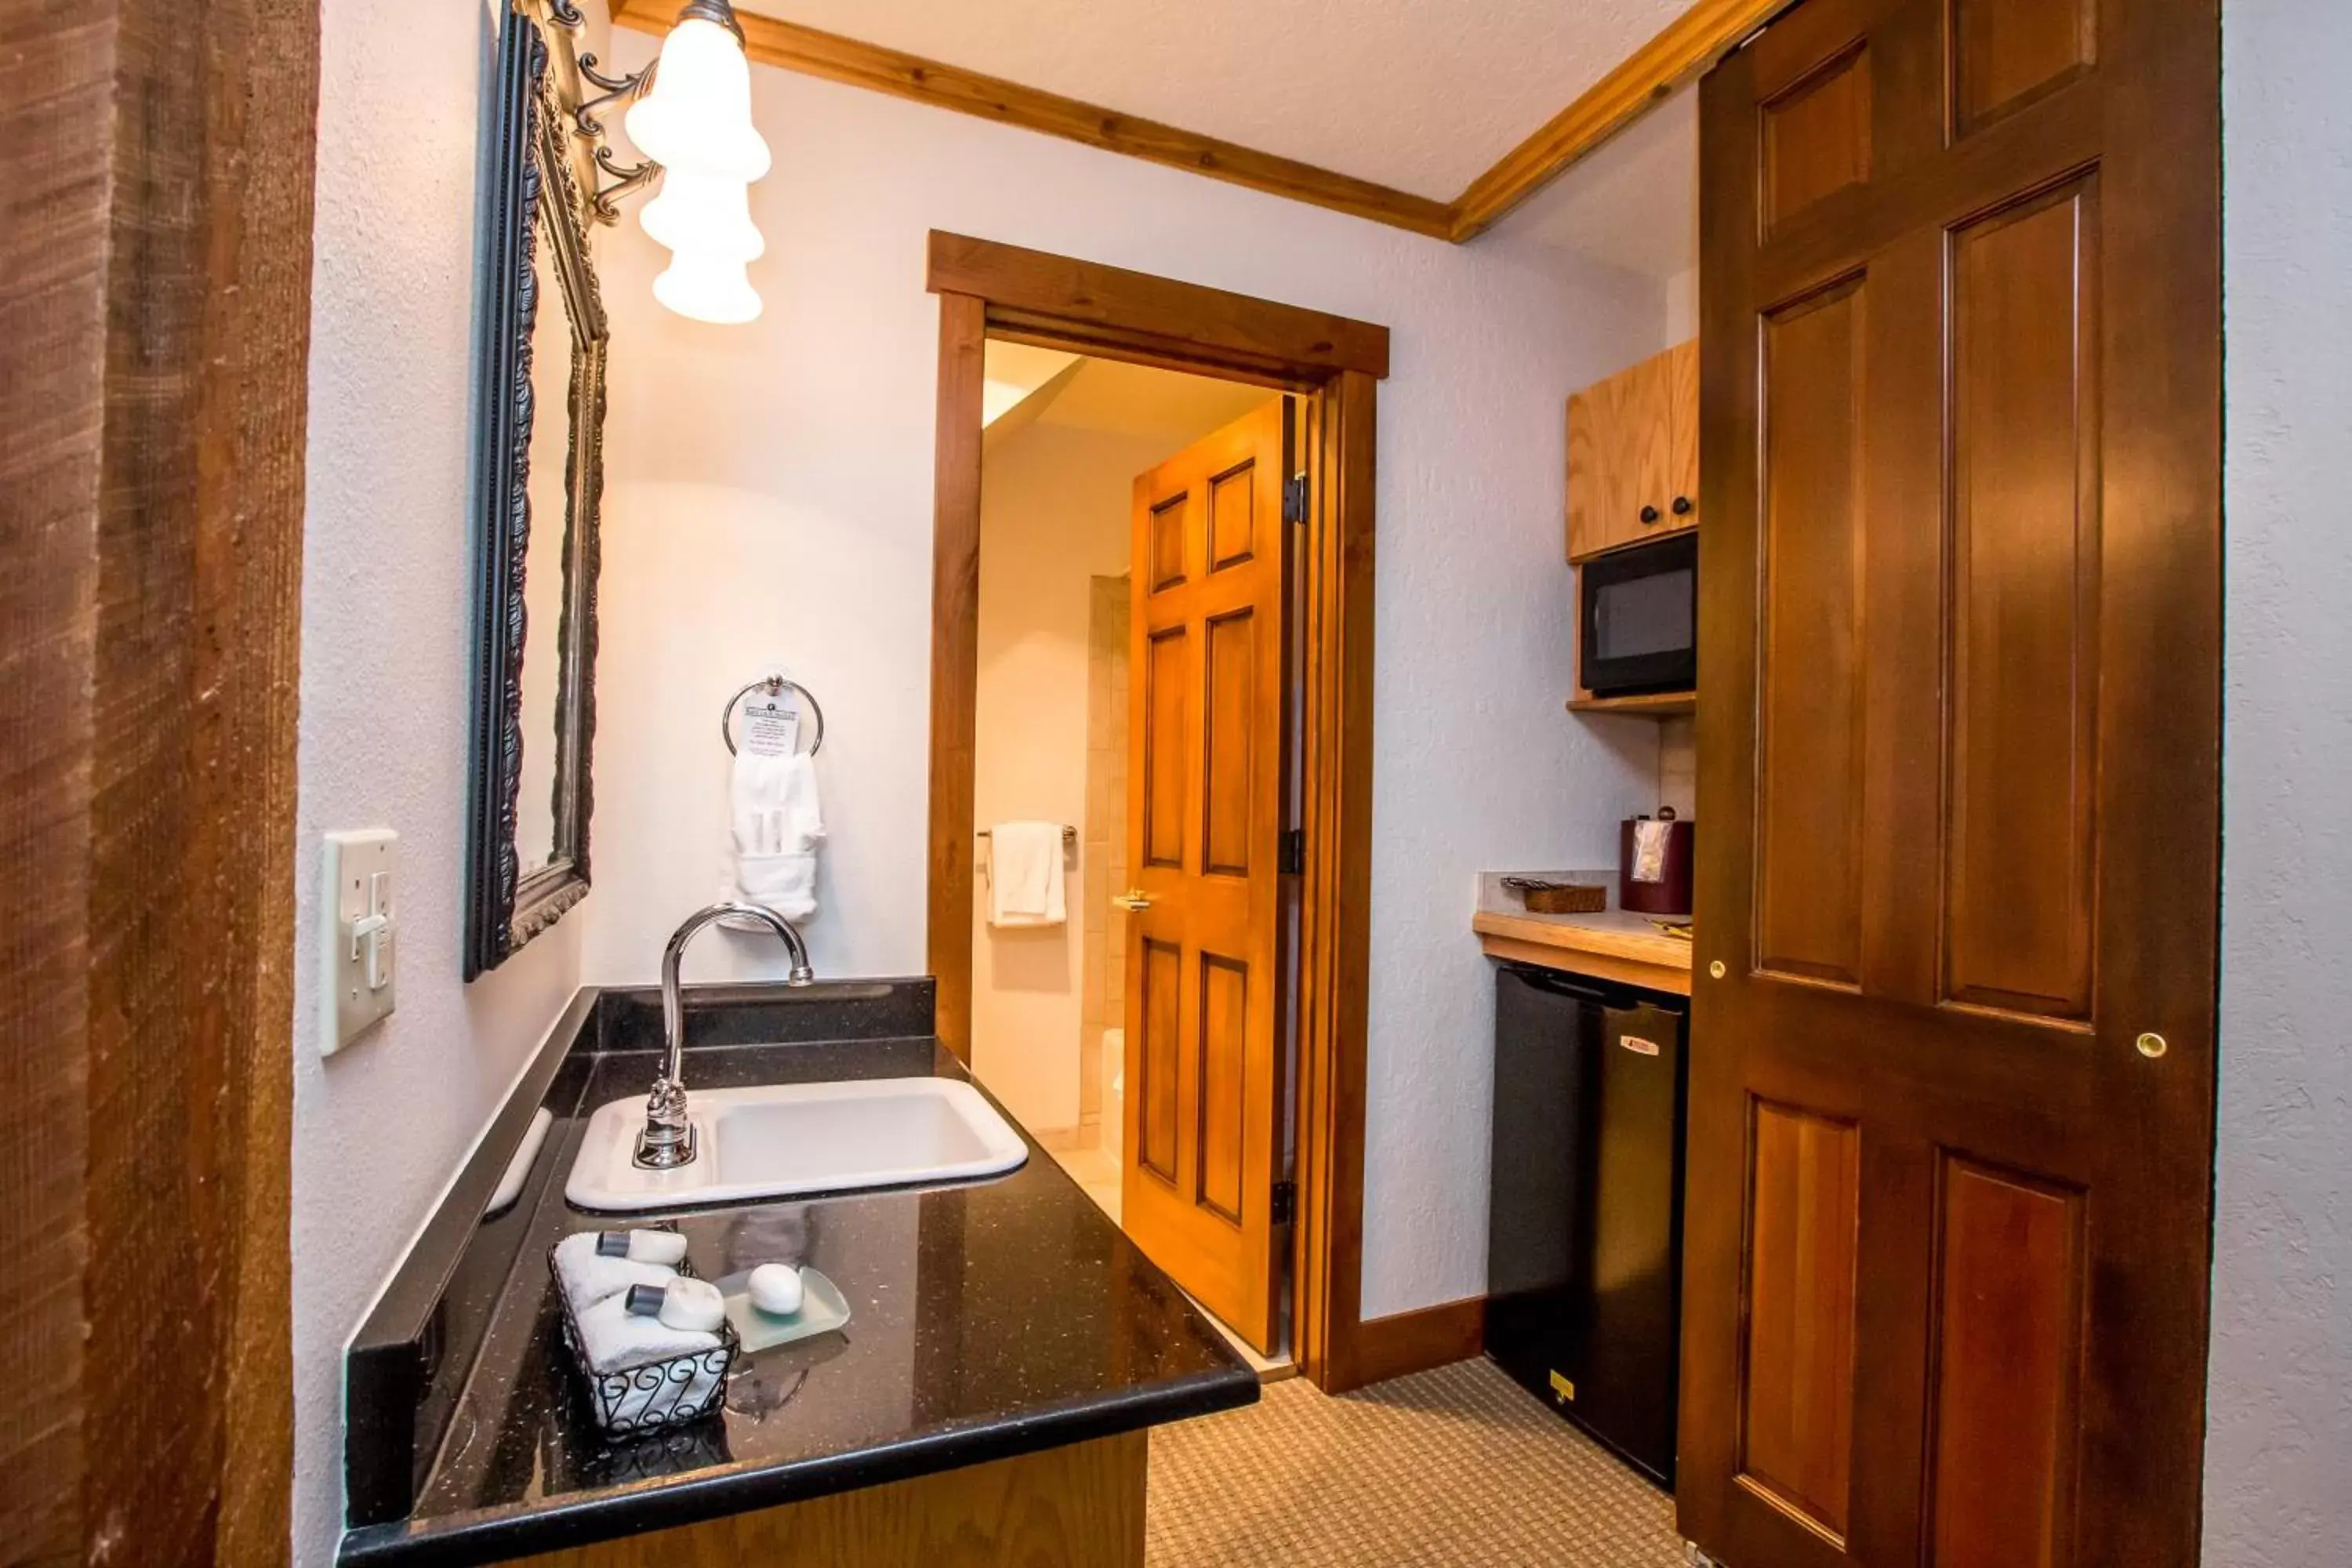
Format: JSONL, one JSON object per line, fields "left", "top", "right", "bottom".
{"left": 721, "top": 676, "right": 825, "bottom": 757}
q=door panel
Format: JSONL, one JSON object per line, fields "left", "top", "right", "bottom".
{"left": 1925, "top": 1159, "right": 2083, "bottom": 1568}
{"left": 1685, "top": 0, "right": 2219, "bottom": 1562}
{"left": 1944, "top": 180, "right": 2100, "bottom": 1022}
{"left": 1123, "top": 399, "right": 1292, "bottom": 1353}
{"left": 1762, "top": 43, "right": 1872, "bottom": 234}
{"left": 1202, "top": 609, "right": 1257, "bottom": 877}
{"left": 1142, "top": 630, "right": 1188, "bottom": 869}
{"left": 1951, "top": 0, "right": 2093, "bottom": 133}
{"left": 1755, "top": 277, "right": 1868, "bottom": 989}
{"left": 1739, "top": 1101, "right": 1860, "bottom": 1543}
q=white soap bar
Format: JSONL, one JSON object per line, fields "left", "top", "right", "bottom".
{"left": 748, "top": 1262, "right": 804, "bottom": 1316}
{"left": 624, "top": 1229, "right": 690, "bottom": 1266}
{"left": 655, "top": 1275, "right": 727, "bottom": 1332}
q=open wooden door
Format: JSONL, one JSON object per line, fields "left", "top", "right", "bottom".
{"left": 1682, "top": 0, "right": 2220, "bottom": 1564}
{"left": 1121, "top": 399, "right": 1292, "bottom": 1355}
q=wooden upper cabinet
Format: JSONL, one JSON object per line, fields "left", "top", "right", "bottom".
{"left": 1566, "top": 339, "right": 1698, "bottom": 561}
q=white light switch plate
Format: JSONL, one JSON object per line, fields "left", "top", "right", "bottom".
{"left": 321, "top": 828, "right": 398, "bottom": 1054}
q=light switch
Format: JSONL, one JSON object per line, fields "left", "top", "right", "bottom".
{"left": 321, "top": 828, "right": 398, "bottom": 1054}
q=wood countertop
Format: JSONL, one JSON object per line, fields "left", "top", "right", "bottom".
{"left": 1472, "top": 900, "right": 1693, "bottom": 996}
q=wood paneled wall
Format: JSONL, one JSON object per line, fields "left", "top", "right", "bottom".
{"left": 0, "top": 0, "right": 318, "bottom": 1559}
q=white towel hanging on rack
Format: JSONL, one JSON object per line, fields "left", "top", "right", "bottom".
{"left": 719, "top": 673, "right": 824, "bottom": 927}
{"left": 986, "top": 822, "right": 1067, "bottom": 927}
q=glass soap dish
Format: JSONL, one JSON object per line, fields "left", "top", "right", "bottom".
{"left": 711, "top": 1266, "right": 853, "bottom": 1353}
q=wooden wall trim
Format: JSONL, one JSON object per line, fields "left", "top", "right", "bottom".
{"left": 611, "top": 0, "right": 1453, "bottom": 239}
{"left": 926, "top": 292, "right": 987, "bottom": 1065}
{"left": 618, "top": 0, "right": 1756, "bottom": 248}
{"left": 3, "top": 0, "right": 316, "bottom": 1559}
{"left": 1450, "top": 0, "right": 1788, "bottom": 240}
{"left": 927, "top": 231, "right": 1391, "bottom": 381}
{"left": 1291, "top": 370, "right": 1379, "bottom": 1394}
{"left": 1349, "top": 1296, "right": 1487, "bottom": 1388}
{"left": 924, "top": 245, "right": 1378, "bottom": 1398}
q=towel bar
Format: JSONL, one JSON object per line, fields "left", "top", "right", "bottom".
{"left": 721, "top": 675, "right": 824, "bottom": 757}
{"left": 975, "top": 826, "right": 1076, "bottom": 844}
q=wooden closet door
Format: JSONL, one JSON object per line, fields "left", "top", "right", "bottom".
{"left": 1681, "top": 0, "right": 2220, "bottom": 1565}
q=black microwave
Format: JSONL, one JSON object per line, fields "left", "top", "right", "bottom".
{"left": 1581, "top": 532, "right": 1697, "bottom": 697}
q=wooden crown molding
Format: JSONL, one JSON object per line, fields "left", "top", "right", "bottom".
{"left": 1449, "top": 0, "right": 1787, "bottom": 240}
{"left": 610, "top": 0, "right": 1454, "bottom": 238}
{"left": 615, "top": 0, "right": 1779, "bottom": 246}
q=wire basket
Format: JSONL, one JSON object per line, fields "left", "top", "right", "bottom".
{"left": 548, "top": 1235, "right": 741, "bottom": 1436}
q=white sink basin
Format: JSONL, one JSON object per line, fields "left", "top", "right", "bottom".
{"left": 564, "top": 1076, "right": 1029, "bottom": 1213}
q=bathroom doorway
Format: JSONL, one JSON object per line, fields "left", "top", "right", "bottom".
{"left": 967, "top": 345, "right": 1294, "bottom": 1371}
{"left": 925, "top": 232, "right": 1389, "bottom": 1392}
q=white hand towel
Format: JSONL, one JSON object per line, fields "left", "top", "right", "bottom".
{"left": 722, "top": 750, "right": 824, "bottom": 926}
{"left": 554, "top": 1230, "right": 678, "bottom": 1311}
{"left": 987, "top": 822, "right": 1066, "bottom": 927}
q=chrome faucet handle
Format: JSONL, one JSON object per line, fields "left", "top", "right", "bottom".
{"left": 634, "top": 1074, "right": 697, "bottom": 1168}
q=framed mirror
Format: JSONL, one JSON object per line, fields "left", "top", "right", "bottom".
{"left": 466, "top": 2, "right": 608, "bottom": 978}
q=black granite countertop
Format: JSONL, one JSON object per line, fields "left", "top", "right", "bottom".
{"left": 339, "top": 981, "right": 1257, "bottom": 1566}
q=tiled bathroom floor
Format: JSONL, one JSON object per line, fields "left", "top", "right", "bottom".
{"left": 1044, "top": 1143, "right": 1292, "bottom": 1378}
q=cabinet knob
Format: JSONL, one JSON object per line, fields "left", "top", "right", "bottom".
{"left": 1671, "top": 495, "right": 1693, "bottom": 517}
{"left": 1639, "top": 505, "right": 1661, "bottom": 524}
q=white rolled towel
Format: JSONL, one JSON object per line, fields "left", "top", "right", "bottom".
{"left": 554, "top": 1230, "right": 677, "bottom": 1311}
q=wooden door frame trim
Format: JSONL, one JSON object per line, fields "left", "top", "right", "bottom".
{"left": 4, "top": 0, "right": 315, "bottom": 1559}
{"left": 925, "top": 231, "right": 1386, "bottom": 1392}
{"left": 616, "top": 0, "right": 1785, "bottom": 246}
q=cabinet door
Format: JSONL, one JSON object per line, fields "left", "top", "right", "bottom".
{"left": 1664, "top": 338, "right": 1699, "bottom": 534}
{"left": 1566, "top": 354, "right": 1673, "bottom": 560}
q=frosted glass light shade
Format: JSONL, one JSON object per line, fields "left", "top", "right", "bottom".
{"left": 624, "top": 16, "right": 771, "bottom": 182}
{"left": 653, "top": 250, "right": 762, "bottom": 325}
{"left": 641, "top": 169, "right": 764, "bottom": 263}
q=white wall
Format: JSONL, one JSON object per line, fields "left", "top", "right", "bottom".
{"left": 290, "top": 0, "right": 597, "bottom": 1561}
{"left": 967, "top": 420, "right": 1149, "bottom": 1130}
{"left": 2208, "top": 4, "right": 2352, "bottom": 1560}
{"left": 583, "top": 42, "right": 1665, "bottom": 1317}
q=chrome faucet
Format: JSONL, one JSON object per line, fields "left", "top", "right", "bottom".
{"left": 634, "top": 902, "right": 815, "bottom": 1170}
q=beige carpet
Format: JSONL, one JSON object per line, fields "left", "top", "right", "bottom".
{"left": 1145, "top": 1357, "right": 1685, "bottom": 1566}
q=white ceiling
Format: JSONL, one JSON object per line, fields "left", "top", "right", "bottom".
{"left": 983, "top": 346, "right": 1276, "bottom": 459}
{"left": 737, "top": 0, "right": 1696, "bottom": 202}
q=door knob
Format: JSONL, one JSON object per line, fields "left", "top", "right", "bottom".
{"left": 1671, "top": 495, "right": 1693, "bottom": 517}
{"left": 1112, "top": 889, "right": 1152, "bottom": 912}
{"left": 1639, "top": 504, "right": 1661, "bottom": 524}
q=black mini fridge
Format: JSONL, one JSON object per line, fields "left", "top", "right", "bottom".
{"left": 1486, "top": 964, "right": 1688, "bottom": 1488}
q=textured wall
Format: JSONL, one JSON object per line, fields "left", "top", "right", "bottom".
{"left": 583, "top": 42, "right": 1669, "bottom": 1319}
{"left": 2207, "top": 3, "right": 2352, "bottom": 1560}
{"left": 289, "top": 0, "right": 596, "bottom": 1561}
{"left": 967, "top": 421, "right": 1156, "bottom": 1132}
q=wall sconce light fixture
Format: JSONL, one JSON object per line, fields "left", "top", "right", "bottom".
{"left": 550, "top": 0, "right": 771, "bottom": 325}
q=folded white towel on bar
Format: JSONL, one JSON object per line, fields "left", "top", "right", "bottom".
{"left": 552, "top": 1230, "right": 678, "bottom": 1312}
{"left": 987, "top": 821, "right": 1067, "bottom": 927}
{"left": 721, "top": 748, "right": 823, "bottom": 925}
